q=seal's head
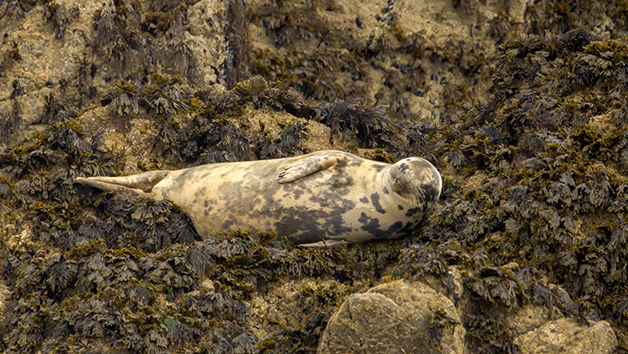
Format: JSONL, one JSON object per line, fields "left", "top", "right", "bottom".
{"left": 388, "top": 157, "right": 442, "bottom": 210}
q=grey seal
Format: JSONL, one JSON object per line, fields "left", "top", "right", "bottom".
{"left": 76, "top": 150, "right": 442, "bottom": 247}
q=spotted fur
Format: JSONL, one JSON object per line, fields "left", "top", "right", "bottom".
{"left": 76, "top": 150, "right": 442, "bottom": 247}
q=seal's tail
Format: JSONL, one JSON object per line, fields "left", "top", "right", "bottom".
{"left": 76, "top": 171, "right": 170, "bottom": 197}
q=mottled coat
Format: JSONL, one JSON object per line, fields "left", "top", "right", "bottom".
{"left": 77, "top": 150, "right": 442, "bottom": 247}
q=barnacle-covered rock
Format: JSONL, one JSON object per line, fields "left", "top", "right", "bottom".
{"left": 514, "top": 318, "right": 618, "bottom": 354}
{"left": 318, "top": 280, "right": 465, "bottom": 354}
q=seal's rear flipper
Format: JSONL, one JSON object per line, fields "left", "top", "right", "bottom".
{"left": 298, "top": 239, "right": 349, "bottom": 248}
{"left": 76, "top": 171, "right": 170, "bottom": 198}
{"left": 278, "top": 151, "right": 344, "bottom": 183}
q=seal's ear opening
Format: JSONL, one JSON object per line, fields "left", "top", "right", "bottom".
{"left": 389, "top": 157, "right": 442, "bottom": 204}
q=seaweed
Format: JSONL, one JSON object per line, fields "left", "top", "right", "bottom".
{"left": 525, "top": 0, "right": 627, "bottom": 37}
{"left": 168, "top": 41, "right": 204, "bottom": 87}
{"left": 105, "top": 79, "right": 140, "bottom": 118}
{"left": 465, "top": 311, "right": 518, "bottom": 354}
{"left": 141, "top": 2, "right": 189, "bottom": 37}
{"left": 91, "top": 3, "right": 162, "bottom": 82}
{"left": 428, "top": 307, "right": 460, "bottom": 346}
{"left": 43, "top": 1, "right": 79, "bottom": 39}
{"left": 0, "top": 81, "right": 23, "bottom": 147}
{"left": 378, "top": 29, "right": 628, "bottom": 352}
{"left": 75, "top": 56, "right": 97, "bottom": 105}
{"left": 139, "top": 76, "right": 318, "bottom": 164}
{"left": 0, "top": 40, "right": 21, "bottom": 76}
{"left": 3, "top": 1, "right": 628, "bottom": 351}
{"left": 140, "top": 74, "right": 189, "bottom": 116}
{"left": 1, "top": 222, "right": 385, "bottom": 352}
{"left": 315, "top": 98, "right": 398, "bottom": 148}
{"left": 258, "top": 280, "right": 350, "bottom": 353}
{"left": 224, "top": 0, "right": 250, "bottom": 88}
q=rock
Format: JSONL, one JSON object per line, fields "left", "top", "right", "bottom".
{"left": 318, "top": 280, "right": 465, "bottom": 354}
{"left": 0, "top": 0, "right": 229, "bottom": 147}
{"left": 184, "top": 0, "right": 227, "bottom": 85}
{"left": 514, "top": 318, "right": 618, "bottom": 354}
{"left": 250, "top": 278, "right": 352, "bottom": 352}
{"left": 247, "top": 0, "right": 522, "bottom": 122}
{"left": 235, "top": 106, "right": 334, "bottom": 153}
{"left": 506, "top": 305, "right": 552, "bottom": 337}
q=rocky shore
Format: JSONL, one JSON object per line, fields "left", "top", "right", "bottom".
{"left": 1, "top": 0, "right": 627, "bottom": 352}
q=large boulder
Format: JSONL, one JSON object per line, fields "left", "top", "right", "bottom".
{"left": 318, "top": 279, "right": 465, "bottom": 354}
{"left": 514, "top": 318, "right": 617, "bottom": 354}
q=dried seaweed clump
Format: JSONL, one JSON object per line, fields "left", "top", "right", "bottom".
{"left": 315, "top": 98, "right": 404, "bottom": 150}
{"left": 525, "top": 0, "right": 628, "bottom": 37}
{"left": 2, "top": 238, "right": 251, "bottom": 353}
{"left": 249, "top": 2, "right": 371, "bottom": 101}
{"left": 91, "top": 1, "right": 201, "bottom": 85}
{"left": 153, "top": 77, "right": 314, "bottom": 163}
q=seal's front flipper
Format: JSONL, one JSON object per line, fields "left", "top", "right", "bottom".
{"left": 298, "top": 239, "right": 349, "bottom": 248}
{"left": 76, "top": 171, "right": 170, "bottom": 197}
{"left": 278, "top": 151, "right": 344, "bottom": 183}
